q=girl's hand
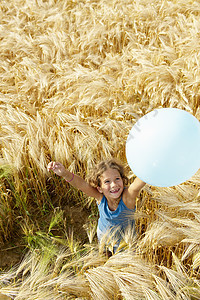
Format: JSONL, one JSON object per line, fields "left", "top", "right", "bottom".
{"left": 47, "top": 161, "right": 67, "bottom": 178}
{"left": 48, "top": 161, "right": 102, "bottom": 202}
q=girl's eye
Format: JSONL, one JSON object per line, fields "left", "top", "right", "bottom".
{"left": 105, "top": 180, "right": 110, "bottom": 184}
{"left": 116, "top": 177, "right": 120, "bottom": 180}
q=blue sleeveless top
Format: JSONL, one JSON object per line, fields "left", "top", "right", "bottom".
{"left": 97, "top": 194, "right": 136, "bottom": 235}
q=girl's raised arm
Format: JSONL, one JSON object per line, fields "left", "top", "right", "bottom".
{"left": 47, "top": 162, "right": 102, "bottom": 202}
{"left": 123, "top": 177, "right": 146, "bottom": 209}
{"left": 128, "top": 177, "right": 146, "bottom": 195}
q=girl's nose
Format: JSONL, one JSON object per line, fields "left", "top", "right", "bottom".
{"left": 110, "top": 181, "right": 116, "bottom": 187}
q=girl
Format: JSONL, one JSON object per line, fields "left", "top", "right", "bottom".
{"left": 47, "top": 159, "right": 145, "bottom": 253}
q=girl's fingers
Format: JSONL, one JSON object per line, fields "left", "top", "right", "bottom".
{"left": 47, "top": 162, "right": 52, "bottom": 171}
{"left": 47, "top": 162, "right": 63, "bottom": 173}
{"left": 47, "top": 161, "right": 56, "bottom": 171}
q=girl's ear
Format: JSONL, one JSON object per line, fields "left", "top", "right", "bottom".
{"left": 97, "top": 186, "right": 103, "bottom": 193}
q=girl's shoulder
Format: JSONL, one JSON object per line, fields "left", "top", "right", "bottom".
{"left": 121, "top": 187, "right": 128, "bottom": 202}
{"left": 122, "top": 187, "right": 136, "bottom": 210}
{"left": 96, "top": 194, "right": 105, "bottom": 205}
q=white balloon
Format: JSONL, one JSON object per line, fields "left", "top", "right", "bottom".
{"left": 126, "top": 108, "right": 200, "bottom": 187}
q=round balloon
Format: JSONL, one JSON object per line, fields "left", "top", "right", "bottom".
{"left": 126, "top": 108, "right": 200, "bottom": 187}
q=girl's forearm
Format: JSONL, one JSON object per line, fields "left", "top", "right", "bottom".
{"left": 63, "top": 172, "right": 84, "bottom": 189}
{"left": 48, "top": 161, "right": 101, "bottom": 200}
{"left": 133, "top": 177, "right": 146, "bottom": 192}
{"left": 62, "top": 171, "right": 100, "bottom": 199}
{"left": 62, "top": 170, "right": 75, "bottom": 182}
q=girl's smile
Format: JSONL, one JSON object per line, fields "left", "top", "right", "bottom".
{"left": 97, "top": 168, "right": 124, "bottom": 202}
{"left": 110, "top": 188, "right": 120, "bottom": 193}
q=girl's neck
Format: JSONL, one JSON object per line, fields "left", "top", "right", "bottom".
{"left": 106, "top": 195, "right": 122, "bottom": 211}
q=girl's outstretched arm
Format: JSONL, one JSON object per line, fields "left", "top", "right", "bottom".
{"left": 123, "top": 177, "right": 146, "bottom": 209}
{"left": 47, "top": 161, "right": 102, "bottom": 202}
{"left": 129, "top": 177, "right": 146, "bottom": 195}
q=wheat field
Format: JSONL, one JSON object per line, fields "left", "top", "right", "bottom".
{"left": 0, "top": 0, "right": 200, "bottom": 299}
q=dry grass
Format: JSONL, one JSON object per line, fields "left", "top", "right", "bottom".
{"left": 0, "top": 244, "right": 200, "bottom": 299}
{"left": 0, "top": 0, "right": 200, "bottom": 298}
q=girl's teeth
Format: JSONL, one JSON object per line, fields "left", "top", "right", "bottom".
{"left": 111, "top": 189, "right": 119, "bottom": 193}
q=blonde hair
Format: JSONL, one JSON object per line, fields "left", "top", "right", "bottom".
{"left": 88, "top": 159, "right": 128, "bottom": 188}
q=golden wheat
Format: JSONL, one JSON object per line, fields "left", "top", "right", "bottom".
{"left": 0, "top": 0, "right": 200, "bottom": 298}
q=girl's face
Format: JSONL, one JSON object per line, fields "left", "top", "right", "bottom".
{"left": 97, "top": 168, "right": 124, "bottom": 201}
